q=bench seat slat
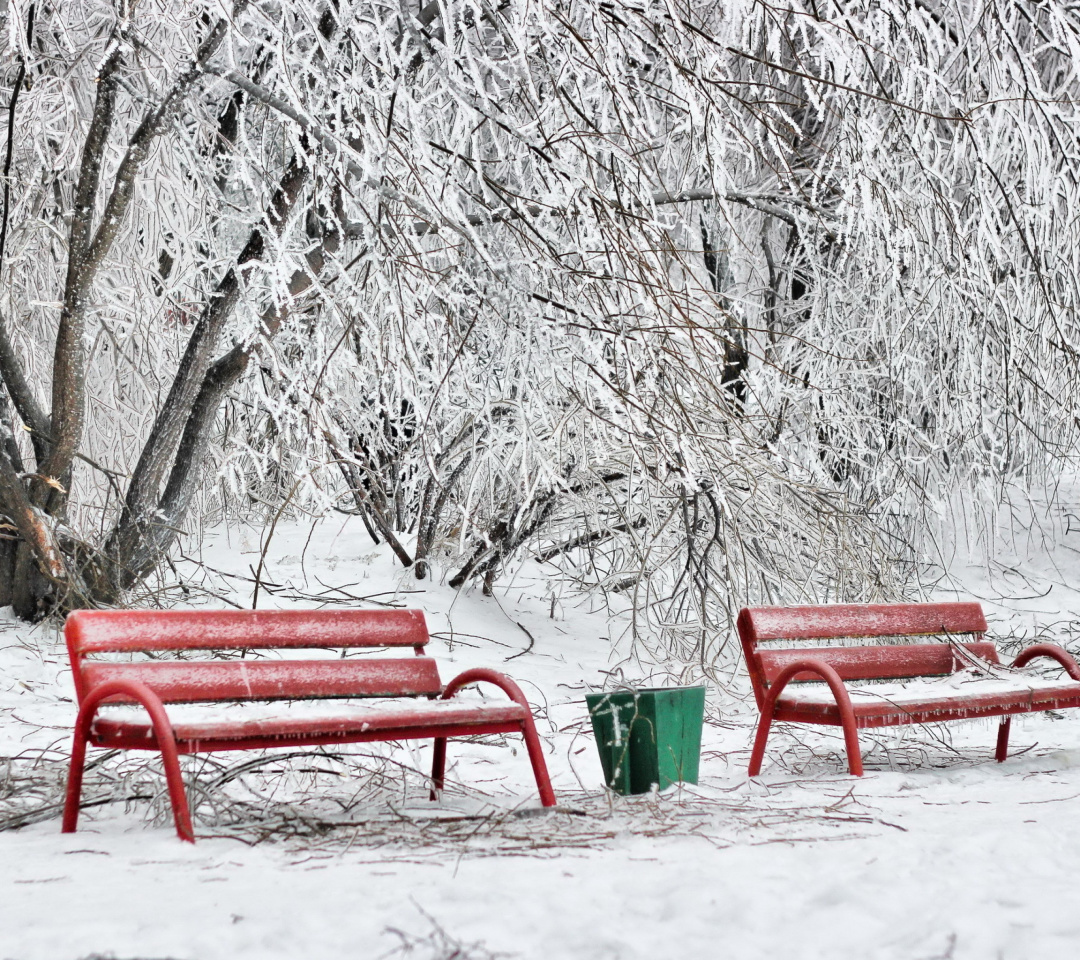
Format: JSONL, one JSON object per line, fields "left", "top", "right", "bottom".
{"left": 760, "top": 641, "right": 1000, "bottom": 684}
{"left": 775, "top": 678, "right": 1080, "bottom": 726}
{"left": 69, "top": 609, "right": 428, "bottom": 653}
{"left": 90, "top": 700, "right": 528, "bottom": 748}
{"left": 82, "top": 659, "right": 443, "bottom": 703}
{"left": 742, "top": 602, "right": 987, "bottom": 643}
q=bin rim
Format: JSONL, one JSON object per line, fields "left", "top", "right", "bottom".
{"left": 585, "top": 684, "right": 708, "bottom": 701}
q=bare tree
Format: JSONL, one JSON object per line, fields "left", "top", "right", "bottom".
{"left": 0, "top": 0, "right": 1077, "bottom": 676}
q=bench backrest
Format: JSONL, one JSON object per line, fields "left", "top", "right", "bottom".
{"left": 65, "top": 609, "right": 439, "bottom": 705}
{"left": 737, "top": 603, "right": 993, "bottom": 708}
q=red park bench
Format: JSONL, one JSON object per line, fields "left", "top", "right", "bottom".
{"left": 738, "top": 602, "right": 1080, "bottom": 776}
{"left": 61, "top": 609, "right": 556, "bottom": 842}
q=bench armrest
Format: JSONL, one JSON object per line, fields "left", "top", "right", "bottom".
{"left": 750, "top": 657, "right": 863, "bottom": 777}
{"left": 1011, "top": 643, "right": 1080, "bottom": 681}
{"left": 65, "top": 678, "right": 194, "bottom": 842}
{"left": 76, "top": 678, "right": 175, "bottom": 731}
{"left": 441, "top": 667, "right": 531, "bottom": 710}
{"left": 763, "top": 657, "right": 856, "bottom": 715}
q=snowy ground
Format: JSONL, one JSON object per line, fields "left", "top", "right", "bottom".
{"left": 5, "top": 513, "right": 1080, "bottom": 959}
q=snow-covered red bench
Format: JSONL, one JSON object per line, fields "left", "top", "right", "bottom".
{"left": 739, "top": 602, "right": 1080, "bottom": 776}
{"left": 61, "top": 609, "right": 556, "bottom": 841}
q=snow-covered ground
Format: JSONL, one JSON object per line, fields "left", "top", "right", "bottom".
{"left": 5, "top": 514, "right": 1080, "bottom": 959}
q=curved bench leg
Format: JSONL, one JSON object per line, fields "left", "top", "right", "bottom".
{"left": 438, "top": 670, "right": 556, "bottom": 807}
{"left": 65, "top": 734, "right": 193, "bottom": 842}
{"left": 996, "top": 717, "right": 1012, "bottom": 763}
{"left": 429, "top": 724, "right": 554, "bottom": 807}
{"left": 749, "top": 706, "right": 864, "bottom": 777}
{"left": 429, "top": 737, "right": 447, "bottom": 800}
{"left": 158, "top": 734, "right": 194, "bottom": 843}
{"left": 62, "top": 681, "right": 195, "bottom": 843}
{"left": 747, "top": 709, "right": 774, "bottom": 777}
{"left": 839, "top": 709, "right": 864, "bottom": 777}
{"left": 520, "top": 718, "right": 556, "bottom": 807}
{"left": 61, "top": 729, "right": 90, "bottom": 834}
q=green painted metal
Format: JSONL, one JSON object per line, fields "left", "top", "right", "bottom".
{"left": 584, "top": 686, "right": 706, "bottom": 794}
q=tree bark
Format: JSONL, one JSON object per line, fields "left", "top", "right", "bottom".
{"left": 39, "top": 6, "right": 249, "bottom": 504}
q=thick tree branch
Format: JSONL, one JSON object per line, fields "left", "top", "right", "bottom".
{"left": 0, "top": 2, "right": 46, "bottom": 459}
{"left": 39, "top": 32, "right": 126, "bottom": 500}
{"left": 41, "top": 2, "right": 250, "bottom": 495}
{"left": 0, "top": 422, "right": 63, "bottom": 584}
{"left": 102, "top": 202, "right": 336, "bottom": 594}
{"left": 104, "top": 155, "right": 311, "bottom": 578}
{"left": 0, "top": 310, "right": 48, "bottom": 458}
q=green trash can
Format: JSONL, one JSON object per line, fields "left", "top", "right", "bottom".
{"left": 585, "top": 686, "right": 707, "bottom": 795}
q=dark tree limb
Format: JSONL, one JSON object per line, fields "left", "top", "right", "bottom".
{"left": 98, "top": 4, "right": 345, "bottom": 601}
{"left": 536, "top": 516, "right": 647, "bottom": 563}
{"left": 100, "top": 195, "right": 340, "bottom": 596}
{"left": 414, "top": 451, "right": 473, "bottom": 579}
{"left": 41, "top": 2, "right": 250, "bottom": 497}
{"left": 38, "top": 33, "right": 125, "bottom": 501}
{"left": 106, "top": 154, "right": 311, "bottom": 578}
{"left": 324, "top": 432, "right": 414, "bottom": 570}
{"left": 0, "top": 309, "right": 48, "bottom": 462}
{"left": 0, "top": 420, "right": 64, "bottom": 586}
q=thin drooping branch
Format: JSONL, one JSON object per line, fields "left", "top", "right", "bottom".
{"left": 205, "top": 67, "right": 821, "bottom": 238}
{"left": 537, "top": 516, "right": 647, "bottom": 563}
{"left": 204, "top": 67, "right": 818, "bottom": 239}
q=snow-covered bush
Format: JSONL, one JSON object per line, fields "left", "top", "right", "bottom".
{"left": 0, "top": 1, "right": 1077, "bottom": 670}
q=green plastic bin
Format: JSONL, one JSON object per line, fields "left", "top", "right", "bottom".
{"left": 585, "top": 686, "right": 706, "bottom": 795}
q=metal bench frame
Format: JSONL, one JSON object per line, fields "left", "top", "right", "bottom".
{"left": 738, "top": 602, "right": 1080, "bottom": 776}
{"left": 62, "top": 609, "right": 556, "bottom": 841}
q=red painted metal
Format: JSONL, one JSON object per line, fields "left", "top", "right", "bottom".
{"left": 738, "top": 603, "right": 1080, "bottom": 776}
{"left": 759, "top": 641, "right": 1000, "bottom": 686}
{"left": 431, "top": 668, "right": 557, "bottom": 808}
{"left": 992, "top": 643, "right": 1080, "bottom": 763}
{"left": 740, "top": 602, "right": 987, "bottom": 643}
{"left": 63, "top": 678, "right": 194, "bottom": 842}
{"left": 90, "top": 702, "right": 529, "bottom": 746}
{"left": 62, "top": 610, "right": 556, "bottom": 841}
{"left": 80, "top": 658, "right": 443, "bottom": 703}
{"left": 995, "top": 717, "right": 1012, "bottom": 763}
{"left": 68, "top": 608, "right": 429, "bottom": 653}
{"left": 748, "top": 658, "right": 863, "bottom": 776}
{"left": 1012, "top": 642, "right": 1080, "bottom": 679}
{"left": 772, "top": 682, "right": 1080, "bottom": 723}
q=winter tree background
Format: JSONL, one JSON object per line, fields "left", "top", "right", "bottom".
{"left": 0, "top": 0, "right": 1078, "bottom": 675}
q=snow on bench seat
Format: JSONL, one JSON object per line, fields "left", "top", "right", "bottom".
{"left": 775, "top": 669, "right": 1080, "bottom": 725}
{"left": 91, "top": 697, "right": 529, "bottom": 748}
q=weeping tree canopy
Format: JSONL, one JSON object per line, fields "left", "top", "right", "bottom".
{"left": 0, "top": 0, "right": 1077, "bottom": 671}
